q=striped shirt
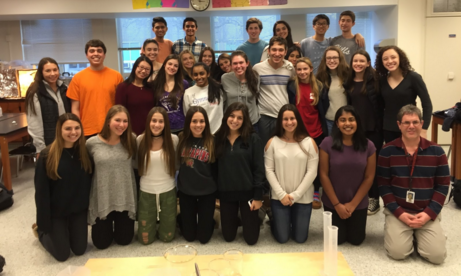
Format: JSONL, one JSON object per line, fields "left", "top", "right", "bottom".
{"left": 377, "top": 137, "right": 450, "bottom": 220}
{"left": 172, "top": 37, "right": 207, "bottom": 61}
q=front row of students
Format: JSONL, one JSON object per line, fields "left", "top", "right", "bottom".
{"left": 34, "top": 103, "right": 448, "bottom": 265}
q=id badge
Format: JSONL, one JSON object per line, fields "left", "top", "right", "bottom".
{"left": 406, "top": 190, "right": 415, "bottom": 203}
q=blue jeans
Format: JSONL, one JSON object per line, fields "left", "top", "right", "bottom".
{"left": 326, "top": 119, "right": 334, "bottom": 136}
{"left": 270, "top": 200, "right": 313, "bottom": 243}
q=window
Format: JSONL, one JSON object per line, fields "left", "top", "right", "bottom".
{"left": 211, "top": 15, "right": 280, "bottom": 51}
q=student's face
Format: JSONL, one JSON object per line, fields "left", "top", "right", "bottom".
{"left": 86, "top": 46, "right": 105, "bottom": 67}
{"left": 219, "top": 58, "right": 231, "bottom": 73}
{"left": 296, "top": 62, "right": 312, "bottom": 82}
{"left": 269, "top": 42, "right": 287, "bottom": 65}
{"left": 192, "top": 66, "right": 209, "bottom": 87}
{"left": 227, "top": 110, "right": 244, "bottom": 132}
{"left": 336, "top": 111, "right": 357, "bottom": 137}
{"left": 183, "top": 21, "right": 197, "bottom": 37}
{"left": 382, "top": 49, "right": 400, "bottom": 73}
{"left": 150, "top": 112, "right": 165, "bottom": 136}
{"left": 282, "top": 110, "right": 297, "bottom": 134}
{"left": 339, "top": 16, "right": 355, "bottom": 32}
{"left": 182, "top": 54, "right": 195, "bottom": 70}
{"left": 190, "top": 112, "right": 206, "bottom": 138}
{"left": 231, "top": 56, "right": 249, "bottom": 77}
{"left": 109, "top": 112, "right": 128, "bottom": 137}
{"left": 352, "top": 54, "right": 370, "bottom": 74}
{"left": 325, "top": 50, "right": 340, "bottom": 71}
{"left": 247, "top": 23, "right": 262, "bottom": 40}
{"left": 201, "top": 50, "right": 213, "bottom": 67}
{"left": 313, "top": 19, "right": 329, "bottom": 35}
{"left": 42, "top": 62, "right": 59, "bottom": 85}
{"left": 288, "top": 50, "right": 301, "bottom": 67}
{"left": 153, "top": 23, "right": 168, "bottom": 38}
{"left": 61, "top": 120, "right": 81, "bottom": 146}
{"left": 398, "top": 113, "right": 423, "bottom": 140}
{"left": 275, "top": 23, "right": 288, "bottom": 39}
{"left": 165, "top": 59, "right": 179, "bottom": 76}
{"left": 135, "top": 61, "right": 151, "bottom": 81}
{"left": 142, "top": 42, "right": 159, "bottom": 62}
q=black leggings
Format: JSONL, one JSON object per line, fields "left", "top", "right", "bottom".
{"left": 220, "top": 200, "right": 260, "bottom": 245}
{"left": 324, "top": 206, "right": 367, "bottom": 245}
{"left": 313, "top": 134, "right": 326, "bottom": 192}
{"left": 178, "top": 191, "right": 216, "bottom": 244}
{"left": 38, "top": 210, "right": 88, "bottom": 262}
{"left": 91, "top": 211, "right": 134, "bottom": 250}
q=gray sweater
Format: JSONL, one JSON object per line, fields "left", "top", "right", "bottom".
{"left": 86, "top": 136, "right": 137, "bottom": 225}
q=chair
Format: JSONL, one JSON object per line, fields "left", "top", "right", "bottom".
{"left": 0, "top": 142, "right": 36, "bottom": 179}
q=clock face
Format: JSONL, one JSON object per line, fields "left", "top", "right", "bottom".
{"left": 190, "top": 0, "right": 210, "bottom": 11}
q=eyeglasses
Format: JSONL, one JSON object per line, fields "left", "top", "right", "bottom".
{"left": 326, "top": 57, "right": 339, "bottom": 61}
{"left": 401, "top": 121, "right": 421, "bottom": 127}
{"left": 138, "top": 66, "right": 151, "bottom": 72}
{"left": 315, "top": 23, "right": 328, "bottom": 26}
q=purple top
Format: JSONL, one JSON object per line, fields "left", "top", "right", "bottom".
{"left": 157, "top": 80, "right": 189, "bottom": 131}
{"left": 115, "top": 82, "right": 155, "bottom": 135}
{"left": 319, "top": 136, "right": 376, "bottom": 210}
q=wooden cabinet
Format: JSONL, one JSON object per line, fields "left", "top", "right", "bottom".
{"left": 0, "top": 98, "right": 26, "bottom": 113}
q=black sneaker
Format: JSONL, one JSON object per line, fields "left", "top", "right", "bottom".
{"left": 367, "top": 198, "right": 380, "bottom": 215}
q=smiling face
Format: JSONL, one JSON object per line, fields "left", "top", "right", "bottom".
{"left": 339, "top": 15, "right": 355, "bottom": 32}
{"left": 42, "top": 62, "right": 59, "bottom": 85}
{"left": 192, "top": 65, "right": 209, "bottom": 87}
{"left": 165, "top": 59, "right": 179, "bottom": 76}
{"left": 61, "top": 120, "right": 81, "bottom": 147}
{"left": 336, "top": 111, "right": 357, "bottom": 137}
{"left": 183, "top": 21, "right": 197, "bottom": 37}
{"left": 282, "top": 110, "right": 297, "bottom": 134}
{"left": 325, "top": 50, "right": 340, "bottom": 71}
{"left": 109, "top": 112, "right": 128, "bottom": 137}
{"left": 190, "top": 112, "right": 206, "bottom": 138}
{"left": 247, "top": 23, "right": 262, "bottom": 40}
{"left": 86, "top": 46, "right": 105, "bottom": 68}
{"left": 398, "top": 113, "right": 422, "bottom": 140}
{"left": 135, "top": 61, "right": 152, "bottom": 81}
{"left": 231, "top": 55, "right": 249, "bottom": 77}
{"left": 313, "top": 18, "right": 329, "bottom": 36}
{"left": 201, "top": 50, "right": 213, "bottom": 67}
{"left": 150, "top": 112, "right": 164, "bottom": 136}
{"left": 181, "top": 53, "right": 195, "bottom": 70}
{"left": 227, "top": 110, "right": 244, "bottom": 132}
{"left": 269, "top": 42, "right": 287, "bottom": 65}
{"left": 352, "top": 54, "right": 370, "bottom": 74}
{"left": 296, "top": 61, "right": 312, "bottom": 83}
{"left": 288, "top": 50, "right": 300, "bottom": 67}
{"left": 275, "top": 23, "right": 288, "bottom": 39}
{"left": 142, "top": 42, "right": 159, "bottom": 62}
{"left": 219, "top": 58, "right": 231, "bottom": 73}
{"left": 153, "top": 22, "right": 167, "bottom": 38}
{"left": 382, "top": 49, "right": 400, "bottom": 73}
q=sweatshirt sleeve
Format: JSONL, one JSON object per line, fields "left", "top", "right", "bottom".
{"left": 27, "top": 94, "right": 46, "bottom": 153}
{"left": 34, "top": 152, "right": 52, "bottom": 233}
{"left": 183, "top": 89, "right": 191, "bottom": 115}
{"left": 264, "top": 139, "right": 287, "bottom": 200}
{"left": 290, "top": 138, "right": 319, "bottom": 202}
{"left": 412, "top": 72, "right": 433, "bottom": 130}
{"left": 251, "top": 134, "right": 266, "bottom": 200}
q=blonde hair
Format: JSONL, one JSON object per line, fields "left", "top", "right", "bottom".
{"left": 179, "top": 49, "right": 195, "bottom": 80}
{"left": 294, "top": 57, "right": 321, "bottom": 106}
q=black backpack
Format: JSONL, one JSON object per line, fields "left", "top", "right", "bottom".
{"left": 451, "top": 181, "right": 461, "bottom": 208}
{"left": 0, "top": 183, "right": 13, "bottom": 211}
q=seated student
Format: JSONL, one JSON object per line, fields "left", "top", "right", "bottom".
{"left": 140, "top": 39, "right": 163, "bottom": 81}
{"left": 319, "top": 105, "right": 376, "bottom": 245}
{"left": 265, "top": 104, "right": 318, "bottom": 243}
{"left": 172, "top": 17, "right": 207, "bottom": 61}
{"left": 183, "top": 62, "right": 224, "bottom": 134}
{"left": 152, "top": 17, "right": 173, "bottom": 64}
{"left": 33, "top": 113, "right": 92, "bottom": 262}
{"left": 378, "top": 104, "right": 449, "bottom": 265}
{"left": 179, "top": 49, "right": 196, "bottom": 87}
{"left": 137, "top": 107, "right": 178, "bottom": 245}
{"left": 236, "top": 17, "right": 268, "bottom": 66}
{"left": 198, "top": 47, "right": 221, "bottom": 82}
{"left": 329, "top": 11, "right": 365, "bottom": 64}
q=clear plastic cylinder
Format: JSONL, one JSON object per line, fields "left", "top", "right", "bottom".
{"left": 326, "top": 225, "right": 338, "bottom": 276}
{"left": 323, "top": 211, "right": 332, "bottom": 273}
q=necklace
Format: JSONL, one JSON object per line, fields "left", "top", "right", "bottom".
{"left": 63, "top": 147, "right": 77, "bottom": 159}
{"left": 153, "top": 134, "right": 163, "bottom": 140}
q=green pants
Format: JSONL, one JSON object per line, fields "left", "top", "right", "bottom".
{"left": 137, "top": 189, "right": 177, "bottom": 245}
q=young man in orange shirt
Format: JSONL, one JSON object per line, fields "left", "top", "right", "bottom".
{"left": 152, "top": 17, "right": 173, "bottom": 63}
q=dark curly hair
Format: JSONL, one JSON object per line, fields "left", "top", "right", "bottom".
{"left": 375, "top": 45, "right": 413, "bottom": 77}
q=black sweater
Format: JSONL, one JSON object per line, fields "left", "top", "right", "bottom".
{"left": 216, "top": 133, "right": 266, "bottom": 201}
{"left": 35, "top": 147, "right": 92, "bottom": 233}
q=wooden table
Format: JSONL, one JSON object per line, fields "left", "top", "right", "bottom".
{"left": 0, "top": 113, "right": 28, "bottom": 191}
{"left": 85, "top": 252, "right": 354, "bottom": 276}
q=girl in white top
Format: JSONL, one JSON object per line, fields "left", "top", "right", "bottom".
{"left": 183, "top": 62, "right": 225, "bottom": 134}
{"left": 137, "top": 107, "right": 178, "bottom": 245}
{"left": 265, "top": 104, "right": 319, "bottom": 244}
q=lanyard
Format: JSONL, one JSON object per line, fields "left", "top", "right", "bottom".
{"left": 403, "top": 145, "right": 418, "bottom": 190}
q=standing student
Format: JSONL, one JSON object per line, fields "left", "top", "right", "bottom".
{"left": 183, "top": 63, "right": 224, "bottom": 134}
{"left": 218, "top": 53, "right": 232, "bottom": 74}
{"left": 236, "top": 18, "right": 269, "bottom": 66}
{"left": 330, "top": 11, "right": 365, "bottom": 64}
{"left": 319, "top": 106, "right": 376, "bottom": 245}
{"left": 260, "top": 20, "right": 300, "bottom": 61}
{"left": 215, "top": 102, "right": 265, "bottom": 245}
{"left": 198, "top": 47, "right": 221, "bottom": 81}
{"left": 26, "top": 57, "right": 71, "bottom": 157}
{"left": 67, "top": 39, "right": 123, "bottom": 138}
{"left": 221, "top": 50, "right": 260, "bottom": 129}
{"left": 177, "top": 106, "right": 217, "bottom": 244}
{"left": 179, "top": 49, "right": 196, "bottom": 87}
{"left": 317, "top": 46, "right": 349, "bottom": 135}
{"left": 115, "top": 56, "right": 155, "bottom": 135}
{"left": 286, "top": 46, "right": 302, "bottom": 67}
{"left": 172, "top": 17, "right": 207, "bottom": 61}
{"left": 151, "top": 54, "right": 189, "bottom": 134}
{"left": 345, "top": 49, "right": 383, "bottom": 215}
{"left": 287, "top": 57, "right": 326, "bottom": 209}
{"left": 87, "top": 105, "right": 137, "bottom": 250}
{"left": 375, "top": 46, "right": 432, "bottom": 143}
{"left": 152, "top": 17, "right": 173, "bottom": 63}
{"left": 137, "top": 107, "right": 178, "bottom": 245}
{"left": 265, "top": 104, "right": 319, "bottom": 243}
{"left": 34, "top": 113, "right": 92, "bottom": 261}
{"left": 140, "top": 39, "right": 163, "bottom": 81}
{"left": 253, "top": 36, "right": 294, "bottom": 145}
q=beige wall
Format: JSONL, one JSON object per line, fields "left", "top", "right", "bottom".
{"left": 0, "top": 21, "right": 22, "bottom": 62}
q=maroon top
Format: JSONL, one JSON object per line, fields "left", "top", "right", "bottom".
{"left": 115, "top": 82, "right": 155, "bottom": 135}
{"left": 296, "top": 82, "right": 323, "bottom": 138}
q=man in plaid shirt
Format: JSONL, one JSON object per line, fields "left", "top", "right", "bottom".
{"left": 172, "top": 17, "right": 207, "bottom": 61}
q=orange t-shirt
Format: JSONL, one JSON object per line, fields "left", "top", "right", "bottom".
{"left": 67, "top": 67, "right": 123, "bottom": 136}
{"left": 155, "top": 38, "right": 173, "bottom": 64}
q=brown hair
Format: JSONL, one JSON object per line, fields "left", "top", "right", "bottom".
{"left": 294, "top": 57, "right": 321, "bottom": 105}
{"left": 246, "top": 17, "right": 263, "bottom": 30}
{"left": 316, "top": 46, "right": 349, "bottom": 89}
{"left": 375, "top": 45, "right": 414, "bottom": 78}
{"left": 179, "top": 49, "right": 195, "bottom": 80}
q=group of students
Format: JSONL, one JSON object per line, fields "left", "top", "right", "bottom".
{"left": 26, "top": 11, "right": 449, "bottom": 266}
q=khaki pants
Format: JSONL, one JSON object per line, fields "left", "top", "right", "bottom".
{"left": 383, "top": 208, "right": 446, "bottom": 264}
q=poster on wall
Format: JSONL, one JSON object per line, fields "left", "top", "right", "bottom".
{"left": 132, "top": 0, "right": 189, "bottom": 9}
{"left": 213, "top": 0, "right": 287, "bottom": 8}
